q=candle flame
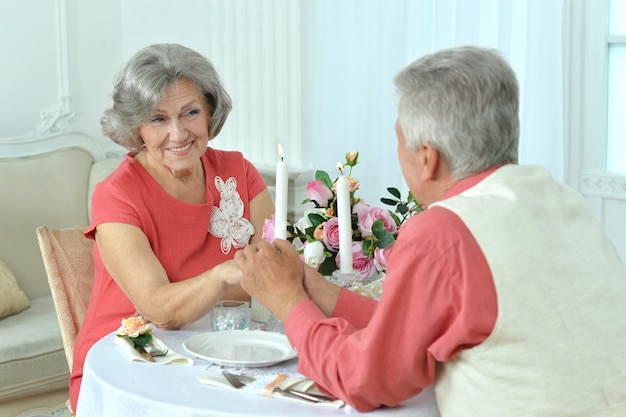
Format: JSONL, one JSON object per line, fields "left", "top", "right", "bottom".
{"left": 336, "top": 162, "right": 344, "bottom": 174}
{"left": 278, "top": 143, "right": 284, "bottom": 160}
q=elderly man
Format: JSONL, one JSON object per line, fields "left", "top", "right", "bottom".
{"left": 234, "top": 46, "right": 626, "bottom": 416}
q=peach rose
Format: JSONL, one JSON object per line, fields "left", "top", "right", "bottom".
{"left": 117, "top": 316, "right": 153, "bottom": 338}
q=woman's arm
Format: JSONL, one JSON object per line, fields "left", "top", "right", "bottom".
{"left": 95, "top": 188, "right": 275, "bottom": 329}
{"left": 95, "top": 222, "right": 240, "bottom": 329}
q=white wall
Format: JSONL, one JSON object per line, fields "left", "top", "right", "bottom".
{"left": 0, "top": 0, "right": 123, "bottom": 155}
{"left": 68, "top": 0, "right": 123, "bottom": 153}
{"left": 2, "top": 0, "right": 624, "bottom": 261}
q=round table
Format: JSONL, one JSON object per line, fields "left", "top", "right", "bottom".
{"left": 76, "top": 315, "right": 440, "bottom": 417}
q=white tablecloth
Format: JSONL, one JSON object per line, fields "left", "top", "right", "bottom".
{"left": 76, "top": 315, "right": 440, "bottom": 417}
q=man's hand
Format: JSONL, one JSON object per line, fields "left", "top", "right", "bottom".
{"left": 234, "top": 239, "right": 309, "bottom": 322}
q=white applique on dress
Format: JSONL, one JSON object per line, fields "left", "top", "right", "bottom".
{"left": 209, "top": 176, "right": 255, "bottom": 254}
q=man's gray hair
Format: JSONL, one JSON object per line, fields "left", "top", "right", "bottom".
{"left": 394, "top": 46, "right": 519, "bottom": 180}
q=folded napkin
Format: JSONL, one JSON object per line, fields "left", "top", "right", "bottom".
{"left": 115, "top": 335, "right": 193, "bottom": 365}
{"left": 198, "top": 369, "right": 344, "bottom": 408}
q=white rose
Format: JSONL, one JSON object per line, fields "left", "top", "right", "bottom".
{"left": 303, "top": 241, "right": 326, "bottom": 268}
{"left": 294, "top": 207, "right": 326, "bottom": 231}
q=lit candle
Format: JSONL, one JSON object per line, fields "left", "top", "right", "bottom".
{"left": 274, "top": 144, "right": 288, "bottom": 240}
{"left": 336, "top": 163, "right": 353, "bottom": 273}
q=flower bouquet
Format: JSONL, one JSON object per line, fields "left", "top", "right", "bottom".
{"left": 263, "top": 152, "right": 421, "bottom": 282}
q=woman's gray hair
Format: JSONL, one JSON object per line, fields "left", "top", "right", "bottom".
{"left": 101, "top": 43, "right": 232, "bottom": 151}
{"left": 394, "top": 46, "right": 519, "bottom": 180}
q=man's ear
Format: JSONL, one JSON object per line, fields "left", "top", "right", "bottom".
{"left": 420, "top": 144, "right": 440, "bottom": 180}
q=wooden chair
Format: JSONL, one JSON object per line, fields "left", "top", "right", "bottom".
{"left": 36, "top": 226, "right": 94, "bottom": 372}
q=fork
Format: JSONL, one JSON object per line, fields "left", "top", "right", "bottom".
{"left": 222, "top": 370, "right": 246, "bottom": 388}
{"left": 150, "top": 347, "right": 169, "bottom": 357}
{"left": 222, "top": 371, "right": 333, "bottom": 403}
{"left": 136, "top": 345, "right": 168, "bottom": 362}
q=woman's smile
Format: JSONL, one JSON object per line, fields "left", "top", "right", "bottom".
{"left": 167, "top": 141, "right": 195, "bottom": 155}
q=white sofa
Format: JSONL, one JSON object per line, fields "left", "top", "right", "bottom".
{"left": 0, "top": 133, "right": 122, "bottom": 416}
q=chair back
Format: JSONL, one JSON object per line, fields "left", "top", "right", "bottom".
{"left": 36, "top": 226, "right": 94, "bottom": 371}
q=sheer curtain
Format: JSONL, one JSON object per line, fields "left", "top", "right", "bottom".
{"left": 301, "top": 0, "right": 564, "bottom": 207}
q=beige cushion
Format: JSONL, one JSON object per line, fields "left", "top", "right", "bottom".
{"left": 88, "top": 157, "right": 122, "bottom": 213}
{"left": 0, "top": 296, "right": 68, "bottom": 401}
{"left": 0, "top": 259, "right": 30, "bottom": 319}
{"left": 0, "top": 148, "right": 93, "bottom": 300}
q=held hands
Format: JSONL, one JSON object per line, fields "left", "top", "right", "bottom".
{"left": 234, "top": 239, "right": 309, "bottom": 322}
{"left": 214, "top": 260, "right": 243, "bottom": 287}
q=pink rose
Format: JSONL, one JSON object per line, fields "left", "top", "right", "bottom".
{"left": 345, "top": 151, "right": 359, "bottom": 166}
{"left": 346, "top": 176, "right": 360, "bottom": 192}
{"left": 117, "top": 316, "right": 153, "bottom": 338}
{"left": 332, "top": 176, "right": 359, "bottom": 194}
{"left": 322, "top": 217, "right": 340, "bottom": 251}
{"left": 374, "top": 245, "right": 393, "bottom": 272}
{"left": 306, "top": 180, "right": 333, "bottom": 207}
{"left": 335, "top": 242, "right": 376, "bottom": 280}
{"left": 354, "top": 201, "right": 397, "bottom": 237}
{"left": 262, "top": 215, "right": 276, "bottom": 243}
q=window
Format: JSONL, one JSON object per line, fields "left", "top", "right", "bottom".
{"left": 607, "top": 0, "right": 626, "bottom": 174}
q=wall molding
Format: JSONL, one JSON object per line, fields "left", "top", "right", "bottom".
{"left": 580, "top": 171, "right": 626, "bottom": 200}
{"left": 37, "top": 0, "right": 74, "bottom": 136}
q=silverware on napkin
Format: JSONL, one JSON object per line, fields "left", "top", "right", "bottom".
{"left": 221, "top": 370, "right": 336, "bottom": 403}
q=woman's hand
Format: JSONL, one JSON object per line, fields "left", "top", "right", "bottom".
{"left": 213, "top": 259, "right": 243, "bottom": 286}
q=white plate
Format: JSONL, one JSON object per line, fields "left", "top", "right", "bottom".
{"left": 183, "top": 330, "right": 297, "bottom": 367}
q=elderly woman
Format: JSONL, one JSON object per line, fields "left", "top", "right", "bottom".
{"left": 69, "top": 43, "right": 274, "bottom": 411}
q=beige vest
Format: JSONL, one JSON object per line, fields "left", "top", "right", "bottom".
{"left": 431, "top": 165, "right": 626, "bottom": 417}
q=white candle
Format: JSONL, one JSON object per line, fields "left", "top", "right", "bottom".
{"left": 336, "top": 171, "right": 353, "bottom": 273}
{"left": 274, "top": 144, "right": 288, "bottom": 240}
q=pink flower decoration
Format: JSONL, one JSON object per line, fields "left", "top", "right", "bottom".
{"left": 262, "top": 215, "right": 276, "bottom": 243}
{"left": 332, "top": 176, "right": 360, "bottom": 194}
{"left": 117, "top": 316, "right": 153, "bottom": 338}
{"left": 336, "top": 242, "right": 376, "bottom": 280}
{"left": 374, "top": 245, "right": 393, "bottom": 272}
{"left": 346, "top": 152, "right": 359, "bottom": 165}
{"left": 306, "top": 180, "right": 333, "bottom": 207}
{"left": 322, "top": 217, "right": 340, "bottom": 251}
{"left": 354, "top": 200, "right": 397, "bottom": 237}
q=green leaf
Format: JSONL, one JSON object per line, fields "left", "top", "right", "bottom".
{"left": 376, "top": 230, "right": 396, "bottom": 249}
{"left": 308, "top": 213, "right": 326, "bottom": 228}
{"left": 387, "top": 187, "right": 401, "bottom": 199}
{"left": 371, "top": 219, "right": 384, "bottom": 236}
{"left": 317, "top": 256, "right": 338, "bottom": 276}
{"left": 315, "top": 170, "right": 334, "bottom": 190}
{"left": 380, "top": 197, "right": 399, "bottom": 206}
{"left": 389, "top": 211, "right": 402, "bottom": 227}
{"left": 362, "top": 239, "right": 374, "bottom": 256}
{"left": 397, "top": 204, "right": 409, "bottom": 216}
{"left": 131, "top": 333, "right": 152, "bottom": 347}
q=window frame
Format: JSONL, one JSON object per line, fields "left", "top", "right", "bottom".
{"left": 563, "top": 0, "right": 626, "bottom": 196}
